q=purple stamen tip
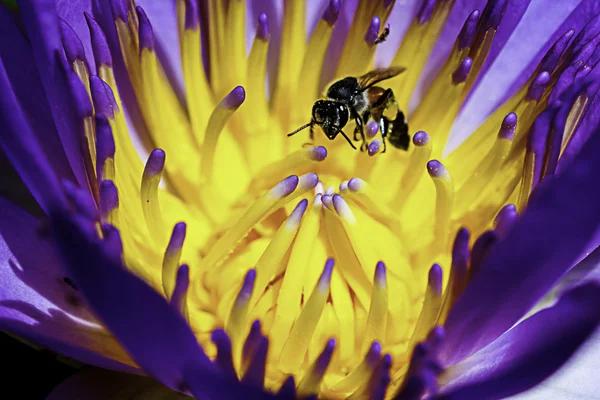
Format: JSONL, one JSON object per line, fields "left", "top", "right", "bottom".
{"left": 458, "top": 9, "right": 480, "bottom": 50}
{"left": 413, "top": 131, "right": 430, "bottom": 146}
{"left": 383, "top": 0, "right": 394, "bottom": 8}
{"left": 145, "top": 148, "right": 166, "bottom": 176}
{"left": 168, "top": 222, "right": 187, "bottom": 251}
{"left": 309, "top": 146, "right": 328, "bottom": 161}
{"left": 426, "top": 160, "right": 445, "bottom": 178}
{"left": 428, "top": 326, "right": 445, "bottom": 345}
{"left": 499, "top": 112, "right": 517, "bottom": 140}
{"left": 289, "top": 199, "right": 309, "bottom": 222}
{"left": 322, "top": 0, "right": 341, "bottom": 27}
{"left": 184, "top": 0, "right": 200, "bottom": 30}
{"left": 85, "top": 12, "right": 112, "bottom": 67}
{"left": 366, "top": 121, "right": 379, "bottom": 138}
{"left": 321, "top": 194, "right": 333, "bottom": 209}
{"left": 323, "top": 258, "right": 335, "bottom": 279}
{"left": 96, "top": 115, "right": 115, "bottom": 162}
{"left": 494, "top": 204, "right": 518, "bottom": 237}
{"left": 527, "top": 71, "right": 551, "bottom": 101}
{"left": 368, "top": 140, "right": 382, "bottom": 156}
{"left": 276, "top": 175, "right": 300, "bottom": 198}
{"left": 364, "top": 17, "right": 381, "bottom": 46}
{"left": 348, "top": 177, "right": 363, "bottom": 192}
{"left": 428, "top": 264, "right": 443, "bottom": 296}
{"left": 99, "top": 180, "right": 119, "bottom": 214}
{"left": 417, "top": 0, "right": 436, "bottom": 25}
{"left": 481, "top": 0, "right": 508, "bottom": 31}
{"left": 222, "top": 86, "right": 246, "bottom": 109}
{"left": 539, "top": 29, "right": 574, "bottom": 73}
{"left": 256, "top": 13, "right": 270, "bottom": 41}
{"left": 68, "top": 72, "right": 93, "bottom": 118}
{"left": 60, "top": 19, "right": 86, "bottom": 64}
{"left": 375, "top": 261, "right": 387, "bottom": 285}
{"left": 369, "top": 341, "right": 383, "bottom": 358}
{"left": 136, "top": 6, "right": 155, "bottom": 51}
{"left": 300, "top": 172, "right": 319, "bottom": 190}
{"left": 242, "top": 269, "right": 257, "bottom": 294}
{"left": 211, "top": 328, "right": 230, "bottom": 345}
{"left": 90, "top": 76, "right": 115, "bottom": 118}
{"left": 110, "top": 0, "right": 129, "bottom": 22}
{"left": 452, "top": 58, "right": 472, "bottom": 85}
{"left": 325, "top": 338, "right": 336, "bottom": 352}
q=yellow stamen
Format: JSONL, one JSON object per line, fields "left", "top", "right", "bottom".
{"left": 408, "top": 264, "right": 442, "bottom": 347}
{"left": 362, "top": 262, "right": 388, "bottom": 353}
{"left": 271, "top": 195, "right": 322, "bottom": 354}
{"left": 296, "top": 339, "right": 336, "bottom": 398}
{"left": 162, "top": 222, "right": 186, "bottom": 298}
{"left": 393, "top": 131, "right": 432, "bottom": 207}
{"left": 140, "top": 149, "right": 165, "bottom": 242}
{"left": 278, "top": 259, "right": 334, "bottom": 373}
{"left": 427, "top": 160, "right": 455, "bottom": 249}
{"left": 226, "top": 269, "right": 256, "bottom": 365}
{"left": 250, "top": 199, "right": 309, "bottom": 308}
{"left": 330, "top": 341, "right": 382, "bottom": 393}
{"left": 200, "top": 86, "right": 246, "bottom": 184}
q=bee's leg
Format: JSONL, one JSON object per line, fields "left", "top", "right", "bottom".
{"left": 380, "top": 117, "right": 388, "bottom": 153}
{"left": 309, "top": 122, "right": 315, "bottom": 141}
{"left": 354, "top": 117, "right": 367, "bottom": 151}
{"left": 339, "top": 130, "right": 357, "bottom": 150}
{"left": 374, "top": 24, "right": 390, "bottom": 45}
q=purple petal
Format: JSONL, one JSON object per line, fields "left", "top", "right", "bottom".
{"left": 0, "top": 198, "right": 136, "bottom": 372}
{"left": 18, "top": 0, "right": 90, "bottom": 188}
{"left": 49, "top": 211, "right": 214, "bottom": 390}
{"left": 0, "top": 7, "right": 76, "bottom": 190}
{"left": 454, "top": 0, "right": 588, "bottom": 141}
{"left": 0, "top": 56, "right": 66, "bottom": 212}
{"left": 438, "top": 283, "right": 600, "bottom": 399}
{"left": 55, "top": 0, "right": 95, "bottom": 73}
{"left": 440, "top": 121, "right": 600, "bottom": 365}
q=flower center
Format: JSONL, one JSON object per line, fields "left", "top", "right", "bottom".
{"left": 56, "top": 0, "right": 588, "bottom": 397}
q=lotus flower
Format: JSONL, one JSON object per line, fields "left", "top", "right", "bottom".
{"left": 1, "top": 0, "right": 600, "bottom": 399}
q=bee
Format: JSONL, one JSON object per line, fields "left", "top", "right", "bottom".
{"left": 287, "top": 66, "right": 410, "bottom": 152}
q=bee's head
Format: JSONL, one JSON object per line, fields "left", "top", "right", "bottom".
{"left": 312, "top": 100, "right": 348, "bottom": 139}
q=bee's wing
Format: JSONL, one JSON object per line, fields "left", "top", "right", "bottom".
{"left": 358, "top": 66, "right": 406, "bottom": 91}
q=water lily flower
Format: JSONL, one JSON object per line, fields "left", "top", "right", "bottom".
{"left": 2, "top": 0, "right": 600, "bottom": 398}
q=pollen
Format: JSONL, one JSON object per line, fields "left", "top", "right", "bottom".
{"left": 60, "top": 0, "right": 591, "bottom": 398}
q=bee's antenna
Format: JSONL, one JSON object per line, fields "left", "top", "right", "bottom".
{"left": 287, "top": 122, "right": 312, "bottom": 137}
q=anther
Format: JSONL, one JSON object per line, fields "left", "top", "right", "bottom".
{"left": 368, "top": 139, "right": 383, "bottom": 156}
{"left": 90, "top": 76, "right": 117, "bottom": 118}
{"left": 170, "top": 264, "right": 190, "bottom": 318}
{"left": 59, "top": 20, "right": 86, "bottom": 66}
{"left": 136, "top": 6, "right": 155, "bottom": 52}
{"left": 526, "top": 71, "right": 551, "bottom": 101}
{"left": 141, "top": 149, "right": 165, "bottom": 240}
{"left": 457, "top": 10, "right": 481, "bottom": 51}
{"left": 279, "top": 259, "right": 334, "bottom": 373}
{"left": 366, "top": 121, "right": 379, "bottom": 138}
{"left": 452, "top": 58, "right": 473, "bottom": 85}
{"left": 494, "top": 204, "right": 518, "bottom": 238}
{"left": 183, "top": 0, "right": 200, "bottom": 30}
{"left": 257, "top": 13, "right": 270, "bottom": 41}
{"left": 227, "top": 269, "right": 256, "bottom": 355}
{"left": 162, "top": 222, "right": 187, "bottom": 298}
{"left": 211, "top": 329, "right": 237, "bottom": 378}
{"left": 85, "top": 12, "right": 113, "bottom": 68}
{"left": 416, "top": 0, "right": 436, "bottom": 25}
{"left": 322, "top": 0, "right": 341, "bottom": 27}
{"left": 297, "top": 339, "right": 336, "bottom": 398}
{"left": 95, "top": 115, "right": 115, "bottom": 182}
{"left": 99, "top": 180, "right": 119, "bottom": 225}
{"left": 333, "top": 194, "right": 356, "bottom": 224}
{"left": 362, "top": 262, "right": 388, "bottom": 353}
{"left": 364, "top": 17, "right": 381, "bottom": 46}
